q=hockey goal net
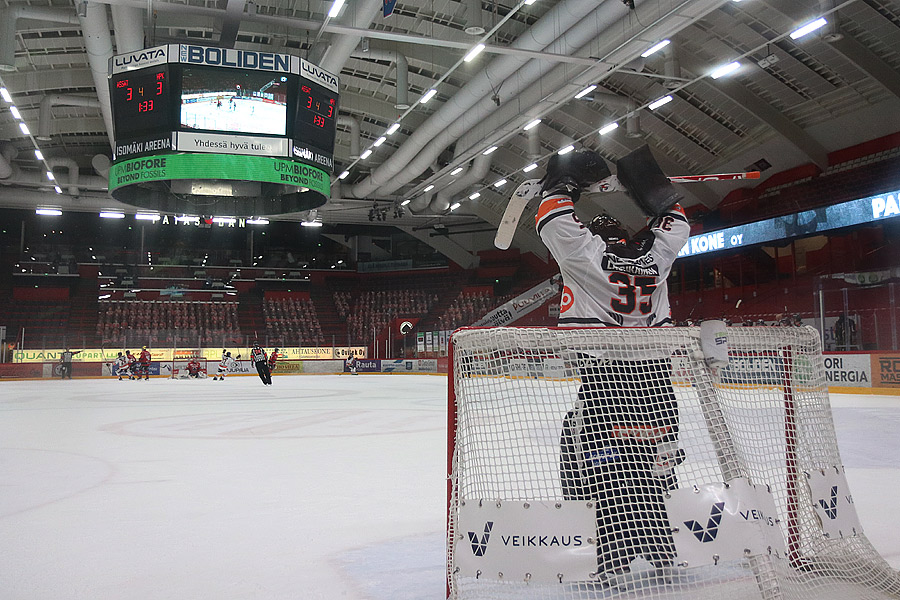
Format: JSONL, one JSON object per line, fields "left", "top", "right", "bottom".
{"left": 447, "top": 325, "right": 900, "bottom": 600}
{"left": 170, "top": 355, "right": 208, "bottom": 379}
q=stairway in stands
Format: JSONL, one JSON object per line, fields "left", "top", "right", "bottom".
{"left": 238, "top": 293, "right": 264, "bottom": 343}
{"left": 309, "top": 286, "right": 348, "bottom": 347}
{"left": 68, "top": 270, "right": 100, "bottom": 347}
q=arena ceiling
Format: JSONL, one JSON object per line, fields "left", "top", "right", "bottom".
{"left": 1, "top": 0, "right": 900, "bottom": 263}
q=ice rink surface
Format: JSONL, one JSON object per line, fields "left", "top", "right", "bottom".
{"left": 0, "top": 375, "right": 898, "bottom": 599}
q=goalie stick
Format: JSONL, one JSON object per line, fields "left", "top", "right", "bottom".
{"left": 493, "top": 170, "right": 761, "bottom": 250}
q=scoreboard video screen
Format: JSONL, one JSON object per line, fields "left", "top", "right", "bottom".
{"left": 108, "top": 44, "right": 339, "bottom": 171}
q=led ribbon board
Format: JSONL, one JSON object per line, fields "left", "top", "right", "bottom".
{"left": 677, "top": 188, "right": 900, "bottom": 259}
{"left": 108, "top": 44, "right": 339, "bottom": 216}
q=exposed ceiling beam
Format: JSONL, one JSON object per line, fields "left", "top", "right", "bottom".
{"left": 217, "top": 0, "right": 247, "bottom": 49}
{"left": 679, "top": 56, "right": 829, "bottom": 169}
{"left": 826, "top": 33, "right": 900, "bottom": 102}
{"left": 397, "top": 225, "right": 479, "bottom": 269}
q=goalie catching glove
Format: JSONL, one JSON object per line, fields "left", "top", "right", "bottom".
{"left": 615, "top": 144, "right": 684, "bottom": 217}
{"left": 539, "top": 150, "right": 611, "bottom": 201}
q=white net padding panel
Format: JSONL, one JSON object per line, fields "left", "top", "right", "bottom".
{"left": 447, "top": 326, "right": 900, "bottom": 600}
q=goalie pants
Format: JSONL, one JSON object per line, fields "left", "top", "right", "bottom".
{"left": 560, "top": 357, "right": 679, "bottom": 574}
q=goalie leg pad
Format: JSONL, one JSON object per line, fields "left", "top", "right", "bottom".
{"left": 615, "top": 145, "right": 683, "bottom": 216}
{"left": 562, "top": 356, "right": 678, "bottom": 572}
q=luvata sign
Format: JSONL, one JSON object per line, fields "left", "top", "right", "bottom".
{"left": 455, "top": 500, "right": 596, "bottom": 583}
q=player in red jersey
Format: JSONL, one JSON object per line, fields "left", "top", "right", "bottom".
{"left": 267, "top": 348, "right": 279, "bottom": 374}
{"left": 138, "top": 346, "right": 152, "bottom": 380}
{"left": 186, "top": 357, "right": 203, "bottom": 378}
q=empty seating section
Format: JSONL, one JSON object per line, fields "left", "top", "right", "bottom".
{"left": 340, "top": 289, "right": 436, "bottom": 344}
{"left": 263, "top": 297, "right": 324, "bottom": 346}
{"left": 97, "top": 300, "right": 241, "bottom": 347}
{"left": 435, "top": 290, "right": 501, "bottom": 331}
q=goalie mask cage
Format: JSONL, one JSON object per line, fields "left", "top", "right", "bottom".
{"left": 447, "top": 326, "right": 900, "bottom": 600}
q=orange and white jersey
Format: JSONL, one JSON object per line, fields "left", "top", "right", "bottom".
{"left": 536, "top": 193, "right": 689, "bottom": 328}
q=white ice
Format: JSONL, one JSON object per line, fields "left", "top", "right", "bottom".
{"left": 180, "top": 97, "right": 286, "bottom": 135}
{"left": 0, "top": 376, "right": 898, "bottom": 599}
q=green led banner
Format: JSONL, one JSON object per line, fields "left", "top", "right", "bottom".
{"left": 109, "top": 153, "right": 329, "bottom": 194}
{"left": 109, "top": 153, "right": 329, "bottom": 216}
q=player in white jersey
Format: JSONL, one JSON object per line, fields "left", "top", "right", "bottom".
{"left": 212, "top": 351, "right": 237, "bottom": 381}
{"left": 113, "top": 352, "right": 130, "bottom": 380}
{"left": 536, "top": 147, "right": 690, "bottom": 586}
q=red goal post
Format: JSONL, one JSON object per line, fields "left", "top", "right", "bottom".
{"left": 446, "top": 325, "right": 899, "bottom": 600}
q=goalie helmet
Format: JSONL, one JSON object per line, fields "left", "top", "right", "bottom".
{"left": 589, "top": 214, "right": 628, "bottom": 245}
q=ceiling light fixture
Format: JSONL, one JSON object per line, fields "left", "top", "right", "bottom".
{"left": 0, "top": 87, "right": 11, "bottom": 102}
{"left": 790, "top": 17, "right": 827, "bottom": 39}
{"left": 360, "top": 149, "right": 373, "bottom": 159}
{"left": 19, "top": 122, "right": 30, "bottom": 135}
{"left": 373, "top": 136, "right": 386, "bottom": 147}
{"left": 327, "top": 0, "right": 345, "bottom": 18}
{"left": 135, "top": 213, "right": 161, "bottom": 221}
{"left": 482, "top": 146, "right": 498, "bottom": 155}
{"left": 468, "top": 192, "right": 481, "bottom": 199}
{"left": 36, "top": 208, "right": 62, "bottom": 216}
{"left": 599, "top": 122, "right": 619, "bottom": 135}
{"left": 648, "top": 95, "right": 673, "bottom": 110}
{"left": 338, "top": 170, "right": 349, "bottom": 179}
{"left": 710, "top": 61, "right": 741, "bottom": 79}
{"left": 423, "top": 184, "right": 435, "bottom": 192}
{"left": 464, "top": 44, "right": 486, "bottom": 62}
{"left": 641, "top": 39, "right": 670, "bottom": 58}
{"left": 449, "top": 202, "right": 461, "bottom": 211}
{"left": 99, "top": 212, "right": 125, "bottom": 219}
{"left": 420, "top": 89, "right": 438, "bottom": 104}
{"left": 558, "top": 145, "right": 575, "bottom": 155}
{"left": 450, "top": 167, "right": 464, "bottom": 176}
{"left": 523, "top": 118, "right": 541, "bottom": 131}
{"left": 10, "top": 106, "right": 21, "bottom": 119}
{"left": 574, "top": 85, "right": 597, "bottom": 99}
{"left": 523, "top": 163, "right": 538, "bottom": 173}
{"left": 385, "top": 123, "right": 400, "bottom": 135}
{"left": 493, "top": 179, "right": 507, "bottom": 188}
{"left": 246, "top": 218, "right": 269, "bottom": 225}
{"left": 401, "top": 199, "right": 411, "bottom": 206}
{"left": 34, "top": 150, "right": 43, "bottom": 160}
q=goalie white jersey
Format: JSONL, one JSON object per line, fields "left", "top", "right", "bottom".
{"left": 536, "top": 193, "right": 690, "bottom": 328}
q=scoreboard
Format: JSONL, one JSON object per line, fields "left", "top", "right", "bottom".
{"left": 107, "top": 44, "right": 339, "bottom": 217}
{"left": 108, "top": 44, "right": 339, "bottom": 171}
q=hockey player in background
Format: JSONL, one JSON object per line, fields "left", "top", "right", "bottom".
{"left": 535, "top": 146, "right": 690, "bottom": 586}
{"left": 186, "top": 357, "right": 203, "bottom": 379}
{"left": 138, "top": 346, "right": 152, "bottom": 381}
{"left": 250, "top": 342, "right": 272, "bottom": 385}
{"left": 124, "top": 350, "right": 137, "bottom": 380}
{"left": 212, "top": 351, "right": 237, "bottom": 381}
{"left": 113, "top": 352, "right": 130, "bottom": 380}
{"left": 347, "top": 355, "right": 358, "bottom": 375}
{"left": 268, "top": 348, "right": 280, "bottom": 374}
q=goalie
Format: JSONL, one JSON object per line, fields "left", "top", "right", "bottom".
{"left": 535, "top": 146, "right": 690, "bottom": 583}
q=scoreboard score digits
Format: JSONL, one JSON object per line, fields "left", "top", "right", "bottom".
{"left": 111, "top": 67, "right": 171, "bottom": 137}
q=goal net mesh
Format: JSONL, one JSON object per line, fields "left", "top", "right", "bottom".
{"left": 447, "top": 326, "right": 899, "bottom": 600}
{"left": 170, "top": 356, "right": 207, "bottom": 378}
